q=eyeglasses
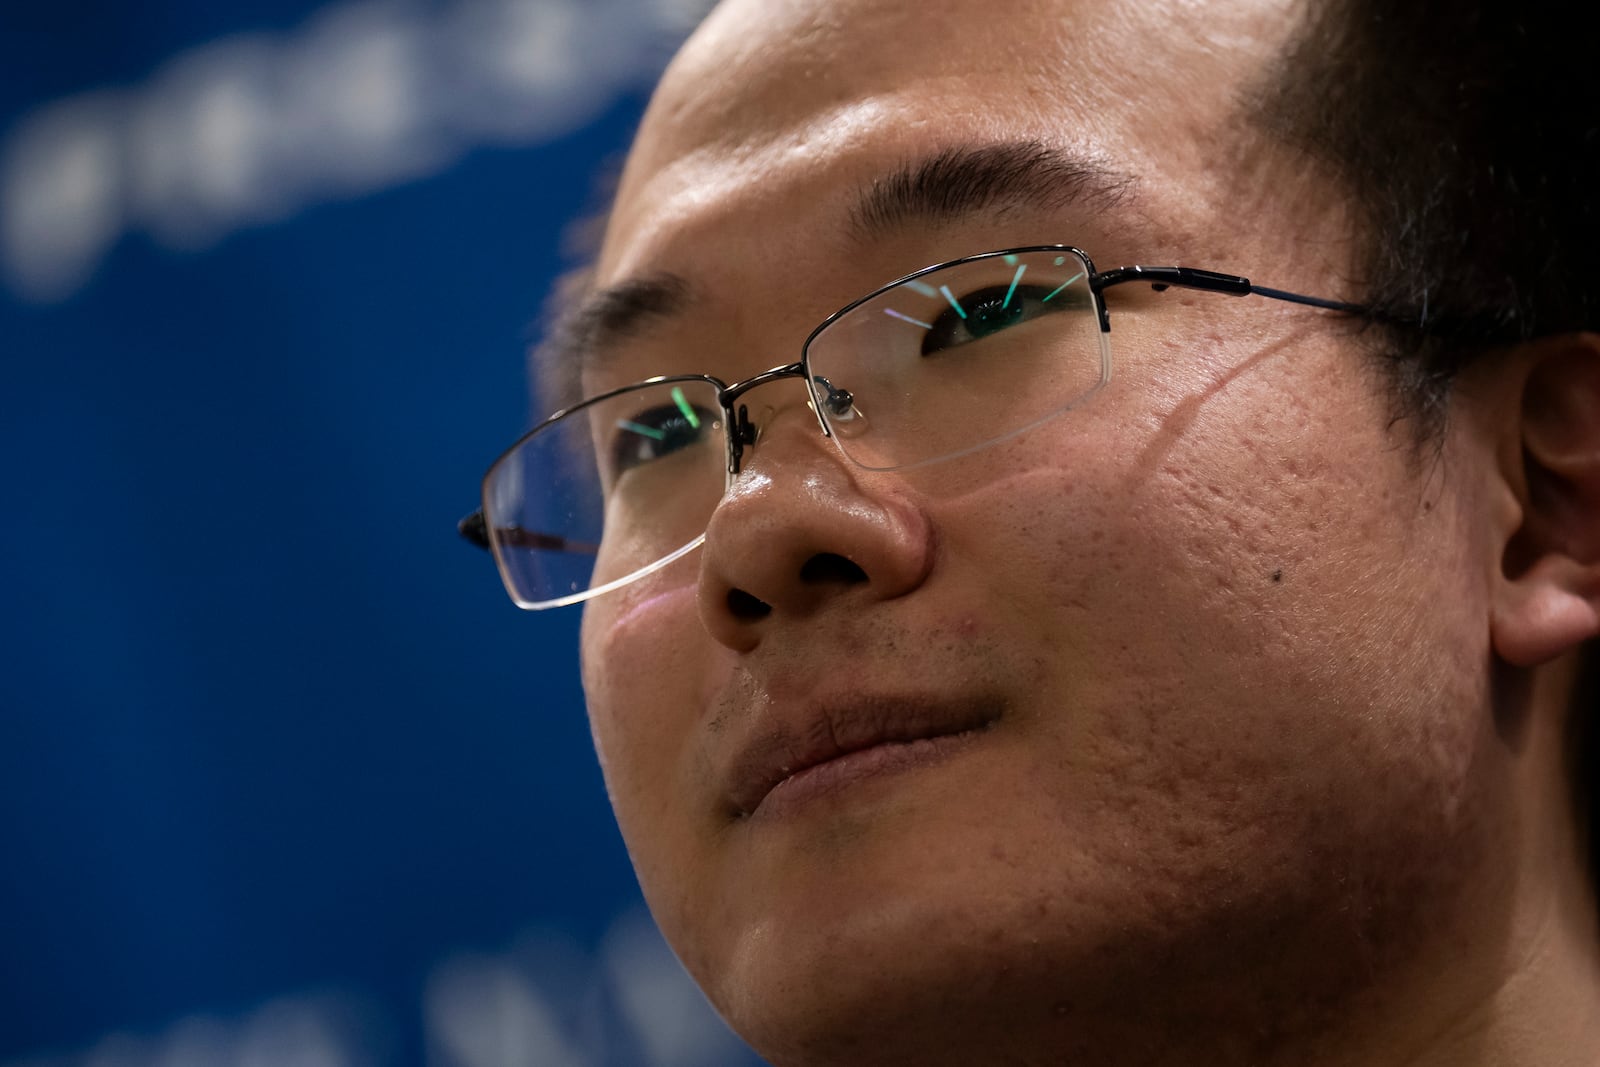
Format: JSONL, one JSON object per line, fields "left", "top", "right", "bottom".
{"left": 459, "top": 244, "right": 1360, "bottom": 610}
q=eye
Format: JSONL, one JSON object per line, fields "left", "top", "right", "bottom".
{"left": 921, "top": 283, "right": 1071, "bottom": 356}
{"left": 608, "top": 397, "right": 717, "bottom": 476}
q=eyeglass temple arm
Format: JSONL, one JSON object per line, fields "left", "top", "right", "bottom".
{"left": 456, "top": 511, "right": 600, "bottom": 554}
{"left": 1091, "top": 265, "right": 1366, "bottom": 330}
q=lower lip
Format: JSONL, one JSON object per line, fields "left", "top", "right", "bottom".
{"left": 753, "top": 729, "right": 988, "bottom": 820}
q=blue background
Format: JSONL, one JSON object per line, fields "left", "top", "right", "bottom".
{"left": 0, "top": 2, "right": 759, "bottom": 1063}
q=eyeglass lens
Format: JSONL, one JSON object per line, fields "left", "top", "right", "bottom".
{"left": 485, "top": 247, "right": 1108, "bottom": 609}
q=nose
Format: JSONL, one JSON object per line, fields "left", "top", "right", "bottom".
{"left": 696, "top": 413, "right": 935, "bottom": 653}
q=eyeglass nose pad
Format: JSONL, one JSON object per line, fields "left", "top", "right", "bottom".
{"left": 734, "top": 402, "right": 781, "bottom": 448}
{"left": 730, "top": 393, "right": 815, "bottom": 474}
{"left": 734, "top": 403, "right": 760, "bottom": 448}
{"left": 809, "top": 375, "right": 869, "bottom": 436}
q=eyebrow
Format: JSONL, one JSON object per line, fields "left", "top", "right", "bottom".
{"left": 847, "top": 140, "right": 1137, "bottom": 243}
{"left": 534, "top": 269, "right": 691, "bottom": 410}
{"left": 536, "top": 140, "right": 1136, "bottom": 402}
{"left": 563, "top": 272, "right": 691, "bottom": 368}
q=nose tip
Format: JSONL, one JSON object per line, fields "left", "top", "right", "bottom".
{"left": 695, "top": 454, "right": 934, "bottom": 652}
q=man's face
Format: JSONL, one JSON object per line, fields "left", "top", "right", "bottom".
{"left": 576, "top": 0, "right": 1507, "bottom": 1061}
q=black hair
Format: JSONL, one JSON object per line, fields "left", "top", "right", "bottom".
{"left": 1258, "top": 0, "right": 1598, "bottom": 891}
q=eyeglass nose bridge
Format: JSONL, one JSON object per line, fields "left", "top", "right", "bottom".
{"left": 717, "top": 360, "right": 840, "bottom": 475}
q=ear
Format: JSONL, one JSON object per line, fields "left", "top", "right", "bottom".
{"left": 1491, "top": 332, "right": 1600, "bottom": 667}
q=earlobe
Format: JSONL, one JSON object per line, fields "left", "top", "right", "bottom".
{"left": 1492, "top": 555, "right": 1600, "bottom": 667}
{"left": 1490, "top": 332, "right": 1600, "bottom": 667}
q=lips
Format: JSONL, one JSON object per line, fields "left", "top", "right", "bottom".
{"left": 726, "top": 693, "right": 1001, "bottom": 817}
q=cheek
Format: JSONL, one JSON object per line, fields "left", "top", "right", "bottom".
{"left": 581, "top": 574, "right": 757, "bottom": 989}
{"left": 938, "top": 360, "right": 1496, "bottom": 885}
{"left": 580, "top": 576, "right": 711, "bottom": 857}
{"left": 974, "top": 347, "right": 1486, "bottom": 697}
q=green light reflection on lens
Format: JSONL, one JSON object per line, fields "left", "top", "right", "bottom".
{"left": 671, "top": 386, "right": 701, "bottom": 428}
{"left": 1043, "top": 270, "right": 1086, "bottom": 303}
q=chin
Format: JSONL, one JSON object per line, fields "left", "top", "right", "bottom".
{"left": 683, "top": 801, "right": 1140, "bottom": 1063}
{"left": 665, "top": 766, "right": 1499, "bottom": 1067}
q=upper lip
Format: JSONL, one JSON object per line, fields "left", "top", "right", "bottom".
{"left": 725, "top": 692, "right": 1001, "bottom": 817}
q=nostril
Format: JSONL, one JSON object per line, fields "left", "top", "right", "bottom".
{"left": 727, "top": 588, "right": 772, "bottom": 620}
{"left": 798, "top": 552, "right": 868, "bottom": 586}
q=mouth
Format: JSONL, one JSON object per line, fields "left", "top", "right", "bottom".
{"left": 727, "top": 695, "right": 1002, "bottom": 819}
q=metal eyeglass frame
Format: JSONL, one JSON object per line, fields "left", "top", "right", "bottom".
{"left": 458, "top": 243, "right": 1364, "bottom": 579}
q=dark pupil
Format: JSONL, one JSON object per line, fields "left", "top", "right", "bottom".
{"left": 652, "top": 412, "right": 699, "bottom": 451}
{"left": 966, "top": 296, "right": 1026, "bottom": 339}
{"left": 637, "top": 414, "right": 700, "bottom": 462}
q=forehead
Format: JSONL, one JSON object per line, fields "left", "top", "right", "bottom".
{"left": 597, "top": 0, "right": 1297, "bottom": 283}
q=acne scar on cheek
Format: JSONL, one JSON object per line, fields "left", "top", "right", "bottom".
{"left": 950, "top": 614, "right": 983, "bottom": 639}
{"left": 1271, "top": 568, "right": 1284, "bottom": 583}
